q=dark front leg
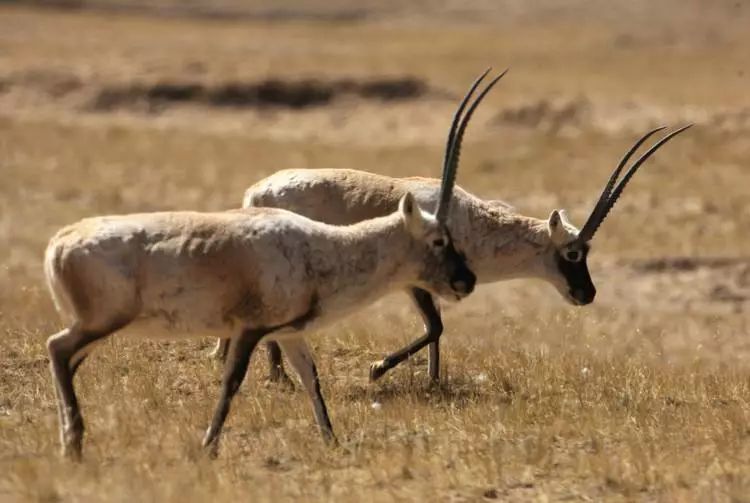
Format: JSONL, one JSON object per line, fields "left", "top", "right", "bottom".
{"left": 202, "top": 329, "right": 264, "bottom": 456}
{"left": 369, "top": 288, "right": 444, "bottom": 383}
{"left": 428, "top": 336, "right": 441, "bottom": 383}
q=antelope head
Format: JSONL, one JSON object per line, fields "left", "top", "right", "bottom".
{"left": 542, "top": 125, "right": 693, "bottom": 305}
{"left": 408, "top": 68, "right": 508, "bottom": 301}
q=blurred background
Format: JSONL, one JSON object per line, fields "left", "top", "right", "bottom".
{"left": 1, "top": 1, "right": 749, "bottom": 500}
{"left": 2, "top": 0, "right": 748, "bottom": 339}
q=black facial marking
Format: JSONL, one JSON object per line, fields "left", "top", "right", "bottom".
{"left": 443, "top": 229, "right": 476, "bottom": 295}
{"left": 555, "top": 244, "right": 596, "bottom": 305}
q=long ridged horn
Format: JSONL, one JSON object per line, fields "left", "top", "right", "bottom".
{"left": 577, "top": 124, "right": 693, "bottom": 243}
{"left": 435, "top": 68, "right": 508, "bottom": 224}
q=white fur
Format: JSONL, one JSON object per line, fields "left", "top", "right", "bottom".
{"left": 210, "top": 169, "right": 589, "bottom": 362}
{"left": 243, "top": 168, "right": 581, "bottom": 298}
{"left": 44, "top": 197, "right": 470, "bottom": 457}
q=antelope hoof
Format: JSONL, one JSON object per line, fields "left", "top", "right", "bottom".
{"left": 266, "top": 366, "right": 295, "bottom": 390}
{"left": 204, "top": 444, "right": 219, "bottom": 460}
{"left": 62, "top": 441, "right": 82, "bottom": 462}
{"left": 428, "top": 369, "right": 441, "bottom": 386}
{"left": 369, "top": 360, "right": 388, "bottom": 382}
{"left": 208, "top": 341, "right": 228, "bottom": 362}
{"left": 61, "top": 425, "right": 83, "bottom": 461}
{"left": 322, "top": 430, "right": 338, "bottom": 447}
{"left": 201, "top": 434, "right": 220, "bottom": 459}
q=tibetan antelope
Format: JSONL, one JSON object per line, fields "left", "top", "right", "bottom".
{"left": 213, "top": 93, "right": 692, "bottom": 383}
{"left": 41, "top": 70, "right": 508, "bottom": 460}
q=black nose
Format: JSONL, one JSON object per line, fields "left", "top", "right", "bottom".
{"left": 572, "top": 287, "right": 595, "bottom": 305}
{"left": 452, "top": 269, "right": 476, "bottom": 295}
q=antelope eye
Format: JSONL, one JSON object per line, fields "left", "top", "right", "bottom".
{"left": 565, "top": 250, "right": 582, "bottom": 262}
{"left": 432, "top": 238, "right": 445, "bottom": 247}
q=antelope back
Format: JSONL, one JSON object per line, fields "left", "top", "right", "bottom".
{"left": 244, "top": 169, "right": 410, "bottom": 224}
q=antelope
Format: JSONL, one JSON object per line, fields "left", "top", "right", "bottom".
{"left": 213, "top": 118, "right": 692, "bottom": 383}
{"left": 42, "top": 69, "right": 508, "bottom": 460}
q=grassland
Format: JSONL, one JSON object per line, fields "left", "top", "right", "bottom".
{"left": 1, "top": 3, "right": 749, "bottom": 501}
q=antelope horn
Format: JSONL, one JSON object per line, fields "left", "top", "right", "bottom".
{"left": 577, "top": 124, "right": 693, "bottom": 243}
{"left": 435, "top": 68, "right": 508, "bottom": 224}
{"left": 577, "top": 126, "right": 667, "bottom": 241}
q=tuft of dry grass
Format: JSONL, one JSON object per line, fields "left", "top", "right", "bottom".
{"left": 1, "top": 3, "right": 749, "bottom": 501}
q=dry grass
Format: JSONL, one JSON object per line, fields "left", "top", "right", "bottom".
{"left": 1, "top": 3, "right": 749, "bottom": 501}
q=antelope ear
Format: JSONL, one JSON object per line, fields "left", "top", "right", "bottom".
{"left": 400, "top": 192, "right": 415, "bottom": 217}
{"left": 399, "top": 192, "right": 426, "bottom": 236}
{"left": 548, "top": 209, "right": 561, "bottom": 230}
{"left": 548, "top": 209, "right": 569, "bottom": 245}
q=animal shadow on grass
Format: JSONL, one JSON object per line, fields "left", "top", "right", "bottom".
{"left": 342, "top": 373, "right": 516, "bottom": 408}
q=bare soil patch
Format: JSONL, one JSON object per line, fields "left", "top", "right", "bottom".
{"left": 618, "top": 256, "right": 750, "bottom": 315}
